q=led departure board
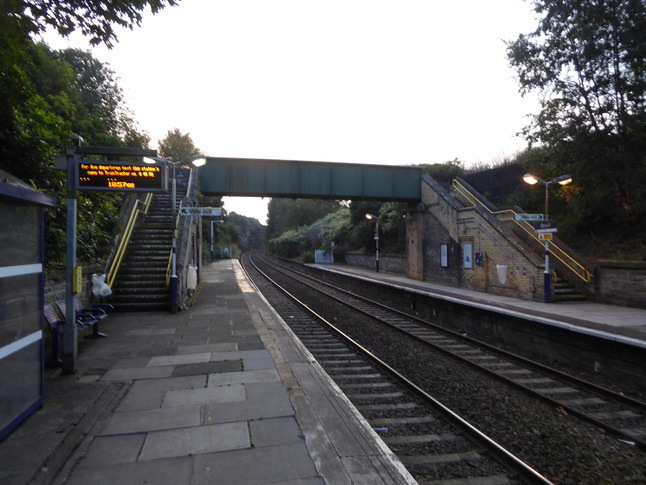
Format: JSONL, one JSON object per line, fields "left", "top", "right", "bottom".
{"left": 76, "top": 161, "right": 167, "bottom": 192}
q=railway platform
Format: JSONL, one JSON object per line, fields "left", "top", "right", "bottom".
{"left": 0, "top": 260, "right": 416, "bottom": 485}
{"left": 309, "top": 263, "right": 646, "bottom": 349}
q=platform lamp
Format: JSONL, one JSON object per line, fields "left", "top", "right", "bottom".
{"left": 365, "top": 213, "right": 379, "bottom": 273}
{"left": 143, "top": 155, "right": 207, "bottom": 313}
{"left": 522, "top": 173, "right": 572, "bottom": 303}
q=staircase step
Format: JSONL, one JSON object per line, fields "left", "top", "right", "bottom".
{"left": 113, "top": 282, "right": 166, "bottom": 290}
{"left": 553, "top": 280, "right": 587, "bottom": 301}
{"left": 114, "top": 287, "right": 168, "bottom": 296}
{"left": 125, "top": 256, "right": 170, "bottom": 263}
{"left": 127, "top": 250, "right": 169, "bottom": 256}
{"left": 132, "top": 230, "right": 172, "bottom": 236}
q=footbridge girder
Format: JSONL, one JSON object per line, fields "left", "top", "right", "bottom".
{"left": 198, "top": 157, "right": 423, "bottom": 202}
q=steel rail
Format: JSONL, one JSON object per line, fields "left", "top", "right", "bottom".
{"left": 259, "top": 253, "right": 646, "bottom": 450}
{"left": 242, "top": 252, "right": 556, "bottom": 485}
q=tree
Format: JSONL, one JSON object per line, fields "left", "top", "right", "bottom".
{"left": 348, "top": 201, "right": 407, "bottom": 255}
{"left": 506, "top": 0, "right": 646, "bottom": 237}
{"left": 422, "top": 159, "right": 465, "bottom": 182}
{"left": 5, "top": 0, "right": 179, "bottom": 48}
{"left": 225, "top": 213, "right": 266, "bottom": 251}
{"left": 158, "top": 128, "right": 202, "bottom": 162}
{"left": 0, "top": 2, "right": 173, "bottom": 269}
{"left": 55, "top": 49, "right": 121, "bottom": 135}
{"left": 266, "top": 198, "right": 342, "bottom": 239}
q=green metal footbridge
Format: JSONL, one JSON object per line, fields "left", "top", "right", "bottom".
{"left": 198, "top": 157, "right": 423, "bottom": 201}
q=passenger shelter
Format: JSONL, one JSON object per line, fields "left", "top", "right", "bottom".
{"left": 0, "top": 170, "right": 56, "bottom": 439}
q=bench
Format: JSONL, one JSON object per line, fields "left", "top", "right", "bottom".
{"left": 56, "top": 295, "right": 111, "bottom": 339}
{"left": 43, "top": 297, "right": 112, "bottom": 367}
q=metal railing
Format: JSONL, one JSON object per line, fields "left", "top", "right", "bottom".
{"left": 106, "top": 193, "right": 153, "bottom": 288}
{"left": 165, "top": 211, "right": 179, "bottom": 287}
{"left": 165, "top": 167, "right": 200, "bottom": 311}
{"left": 451, "top": 179, "right": 592, "bottom": 283}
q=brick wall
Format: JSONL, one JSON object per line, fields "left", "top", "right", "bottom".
{"left": 596, "top": 260, "right": 646, "bottom": 309}
{"left": 420, "top": 176, "right": 545, "bottom": 301}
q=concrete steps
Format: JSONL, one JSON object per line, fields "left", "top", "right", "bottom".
{"left": 553, "top": 278, "right": 588, "bottom": 302}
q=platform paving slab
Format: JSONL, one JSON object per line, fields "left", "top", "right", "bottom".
{"left": 138, "top": 421, "right": 250, "bottom": 460}
{"left": 162, "top": 383, "right": 246, "bottom": 408}
{"left": 100, "top": 404, "right": 203, "bottom": 435}
{"left": 80, "top": 434, "right": 146, "bottom": 466}
{"left": 192, "top": 443, "right": 322, "bottom": 485}
{"left": 205, "top": 382, "right": 296, "bottom": 424}
{"left": 67, "top": 456, "right": 194, "bottom": 485}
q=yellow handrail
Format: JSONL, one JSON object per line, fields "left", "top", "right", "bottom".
{"left": 451, "top": 179, "right": 592, "bottom": 283}
{"left": 106, "top": 193, "right": 153, "bottom": 288}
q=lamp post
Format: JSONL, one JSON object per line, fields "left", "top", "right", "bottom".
{"left": 365, "top": 213, "right": 379, "bottom": 272}
{"left": 144, "top": 156, "right": 206, "bottom": 313}
{"left": 522, "top": 173, "right": 572, "bottom": 303}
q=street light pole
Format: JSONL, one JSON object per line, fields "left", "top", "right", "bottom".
{"left": 144, "top": 156, "right": 206, "bottom": 313}
{"left": 365, "top": 213, "right": 379, "bottom": 272}
{"left": 522, "top": 173, "right": 572, "bottom": 303}
{"left": 169, "top": 161, "right": 178, "bottom": 313}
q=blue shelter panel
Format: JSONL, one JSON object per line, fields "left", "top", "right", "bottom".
{"left": 0, "top": 173, "right": 56, "bottom": 440}
{"left": 199, "top": 157, "right": 422, "bottom": 201}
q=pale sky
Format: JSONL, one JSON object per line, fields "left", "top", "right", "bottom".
{"left": 41, "top": 0, "right": 540, "bottom": 223}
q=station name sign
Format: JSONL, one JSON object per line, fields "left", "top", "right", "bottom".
{"left": 534, "top": 221, "right": 558, "bottom": 233}
{"left": 76, "top": 161, "right": 167, "bottom": 192}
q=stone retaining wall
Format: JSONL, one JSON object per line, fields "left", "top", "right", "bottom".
{"left": 596, "top": 260, "right": 646, "bottom": 309}
{"left": 45, "top": 265, "right": 104, "bottom": 305}
{"left": 344, "top": 251, "right": 407, "bottom": 274}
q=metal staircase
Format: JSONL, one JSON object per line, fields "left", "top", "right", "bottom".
{"left": 109, "top": 193, "right": 177, "bottom": 311}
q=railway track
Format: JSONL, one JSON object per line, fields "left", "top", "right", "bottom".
{"left": 256, "top": 254, "right": 646, "bottom": 450}
{"left": 241, "top": 252, "right": 554, "bottom": 485}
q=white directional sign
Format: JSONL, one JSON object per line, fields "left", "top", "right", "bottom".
{"left": 179, "top": 207, "right": 223, "bottom": 216}
{"left": 514, "top": 213, "right": 544, "bottom": 221}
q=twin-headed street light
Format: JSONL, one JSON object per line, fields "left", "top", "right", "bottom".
{"left": 143, "top": 155, "right": 207, "bottom": 313}
{"left": 522, "top": 173, "right": 572, "bottom": 222}
{"left": 522, "top": 173, "right": 573, "bottom": 303}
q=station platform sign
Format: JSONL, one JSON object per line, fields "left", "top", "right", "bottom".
{"left": 534, "top": 221, "right": 558, "bottom": 233}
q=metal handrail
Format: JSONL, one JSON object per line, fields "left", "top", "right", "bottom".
{"left": 166, "top": 211, "right": 179, "bottom": 286}
{"left": 451, "top": 179, "right": 592, "bottom": 283}
{"left": 106, "top": 193, "right": 153, "bottom": 288}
